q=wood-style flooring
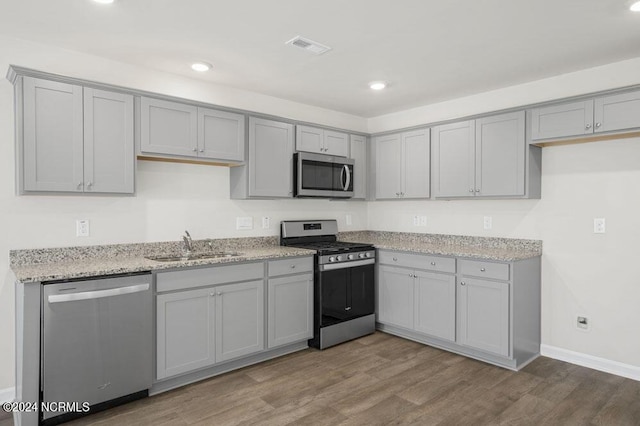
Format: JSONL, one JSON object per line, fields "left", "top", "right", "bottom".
{"left": 5, "top": 332, "right": 640, "bottom": 425}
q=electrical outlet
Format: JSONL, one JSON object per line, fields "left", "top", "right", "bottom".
{"left": 577, "top": 316, "right": 589, "bottom": 330}
{"left": 236, "top": 217, "right": 253, "bottom": 230}
{"left": 483, "top": 216, "right": 492, "bottom": 230}
{"left": 413, "top": 215, "right": 420, "bottom": 226}
{"left": 419, "top": 216, "right": 427, "bottom": 227}
{"left": 346, "top": 214, "right": 352, "bottom": 226}
{"left": 262, "top": 217, "right": 270, "bottom": 229}
{"left": 76, "top": 219, "right": 90, "bottom": 237}
{"left": 594, "top": 218, "right": 605, "bottom": 234}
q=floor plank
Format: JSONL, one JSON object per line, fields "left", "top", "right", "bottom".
{"left": 4, "top": 332, "right": 632, "bottom": 426}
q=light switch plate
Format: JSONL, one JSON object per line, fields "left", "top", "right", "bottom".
{"left": 419, "top": 216, "right": 427, "bottom": 226}
{"left": 483, "top": 216, "right": 492, "bottom": 230}
{"left": 262, "top": 217, "right": 270, "bottom": 229}
{"left": 236, "top": 217, "right": 253, "bottom": 230}
{"left": 346, "top": 214, "right": 352, "bottom": 226}
{"left": 413, "top": 215, "right": 420, "bottom": 226}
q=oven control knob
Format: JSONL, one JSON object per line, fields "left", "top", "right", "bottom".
{"left": 329, "top": 256, "right": 336, "bottom": 262}
{"left": 336, "top": 255, "right": 343, "bottom": 262}
{"left": 347, "top": 254, "right": 355, "bottom": 260}
{"left": 358, "top": 253, "right": 365, "bottom": 259}
{"left": 365, "top": 252, "right": 371, "bottom": 258}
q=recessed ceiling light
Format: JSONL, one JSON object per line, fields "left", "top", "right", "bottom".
{"left": 93, "top": 0, "right": 115, "bottom": 4}
{"left": 630, "top": 1, "right": 640, "bottom": 11}
{"left": 369, "top": 81, "right": 387, "bottom": 91}
{"left": 191, "top": 62, "right": 212, "bottom": 72}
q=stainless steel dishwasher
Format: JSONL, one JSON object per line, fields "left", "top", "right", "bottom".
{"left": 42, "top": 273, "right": 153, "bottom": 424}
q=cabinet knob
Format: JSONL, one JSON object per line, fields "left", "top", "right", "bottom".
{"left": 595, "top": 122, "right": 601, "bottom": 128}
{"left": 400, "top": 192, "right": 404, "bottom": 196}
{"left": 475, "top": 189, "right": 480, "bottom": 192}
{"left": 392, "top": 257, "right": 398, "bottom": 261}
{"left": 192, "top": 148, "right": 197, "bottom": 152}
{"left": 86, "top": 182, "right": 93, "bottom": 189}
{"left": 469, "top": 188, "right": 474, "bottom": 193}
{"left": 345, "top": 307, "right": 351, "bottom": 311}
{"left": 408, "top": 273, "right": 413, "bottom": 277}
{"left": 216, "top": 291, "right": 222, "bottom": 296}
{"left": 210, "top": 292, "right": 215, "bottom": 297}
{"left": 199, "top": 149, "right": 204, "bottom": 153}
{"left": 77, "top": 182, "right": 83, "bottom": 190}
{"left": 586, "top": 123, "right": 592, "bottom": 130}
{"left": 480, "top": 268, "right": 486, "bottom": 272}
{"left": 290, "top": 265, "right": 296, "bottom": 269}
{"left": 430, "top": 262, "right": 436, "bottom": 266}
{"left": 460, "top": 281, "right": 466, "bottom": 286}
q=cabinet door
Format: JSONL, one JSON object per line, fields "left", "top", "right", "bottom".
{"left": 402, "top": 128, "right": 430, "bottom": 198}
{"left": 324, "top": 130, "right": 349, "bottom": 157}
{"left": 349, "top": 135, "right": 367, "bottom": 199}
{"left": 594, "top": 90, "right": 640, "bottom": 134}
{"left": 215, "top": 280, "right": 264, "bottom": 362}
{"left": 140, "top": 97, "right": 198, "bottom": 157}
{"left": 156, "top": 288, "right": 215, "bottom": 379}
{"left": 414, "top": 271, "right": 456, "bottom": 342}
{"left": 458, "top": 277, "right": 510, "bottom": 357}
{"left": 432, "top": 121, "right": 475, "bottom": 197}
{"left": 197, "top": 107, "right": 245, "bottom": 161}
{"left": 268, "top": 274, "right": 313, "bottom": 348}
{"left": 475, "top": 111, "right": 525, "bottom": 197}
{"left": 22, "top": 77, "right": 83, "bottom": 192}
{"left": 296, "top": 125, "right": 324, "bottom": 154}
{"left": 377, "top": 265, "right": 414, "bottom": 329}
{"left": 531, "top": 100, "right": 594, "bottom": 140}
{"left": 248, "top": 117, "right": 294, "bottom": 197}
{"left": 375, "top": 133, "right": 402, "bottom": 199}
{"left": 83, "top": 88, "right": 134, "bottom": 194}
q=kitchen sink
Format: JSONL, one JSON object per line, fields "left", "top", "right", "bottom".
{"left": 145, "top": 252, "right": 242, "bottom": 262}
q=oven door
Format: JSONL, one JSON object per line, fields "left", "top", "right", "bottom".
{"left": 319, "top": 262, "right": 375, "bottom": 327}
{"left": 295, "top": 152, "right": 354, "bottom": 198}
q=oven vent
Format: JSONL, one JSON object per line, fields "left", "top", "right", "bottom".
{"left": 285, "top": 36, "right": 332, "bottom": 55}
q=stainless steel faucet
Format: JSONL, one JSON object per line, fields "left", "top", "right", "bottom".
{"left": 182, "top": 230, "right": 194, "bottom": 253}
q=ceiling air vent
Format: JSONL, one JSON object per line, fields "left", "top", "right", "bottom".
{"left": 285, "top": 36, "right": 332, "bottom": 55}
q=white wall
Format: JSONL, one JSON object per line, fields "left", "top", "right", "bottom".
{"left": 0, "top": 35, "right": 368, "bottom": 391}
{"left": 368, "top": 58, "right": 640, "bottom": 371}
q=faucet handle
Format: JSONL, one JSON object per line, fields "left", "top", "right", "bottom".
{"left": 185, "top": 230, "right": 191, "bottom": 238}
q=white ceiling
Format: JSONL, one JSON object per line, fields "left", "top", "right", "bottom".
{"left": 2, "top": 0, "right": 640, "bottom": 117}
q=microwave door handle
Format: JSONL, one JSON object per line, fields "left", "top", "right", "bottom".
{"left": 343, "top": 165, "right": 351, "bottom": 191}
{"left": 340, "top": 164, "right": 346, "bottom": 190}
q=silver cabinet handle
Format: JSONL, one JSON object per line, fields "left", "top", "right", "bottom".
{"left": 430, "top": 262, "right": 436, "bottom": 266}
{"left": 595, "top": 122, "right": 601, "bottom": 128}
{"left": 586, "top": 123, "right": 592, "bottom": 130}
{"left": 345, "top": 307, "right": 351, "bottom": 311}
{"left": 480, "top": 268, "right": 486, "bottom": 272}
{"left": 460, "top": 281, "right": 466, "bottom": 286}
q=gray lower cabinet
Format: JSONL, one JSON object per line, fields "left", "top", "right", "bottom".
{"left": 20, "top": 76, "right": 134, "bottom": 194}
{"left": 376, "top": 250, "right": 541, "bottom": 370}
{"left": 140, "top": 97, "right": 245, "bottom": 163}
{"left": 230, "top": 117, "right": 295, "bottom": 198}
{"left": 374, "top": 128, "right": 430, "bottom": 199}
{"left": 349, "top": 134, "right": 368, "bottom": 199}
{"left": 531, "top": 89, "right": 640, "bottom": 141}
{"left": 432, "top": 111, "right": 525, "bottom": 198}
{"left": 156, "top": 266, "right": 265, "bottom": 380}
{"left": 267, "top": 273, "right": 314, "bottom": 348}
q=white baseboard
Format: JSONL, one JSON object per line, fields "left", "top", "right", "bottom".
{"left": 541, "top": 344, "right": 640, "bottom": 381}
{"left": 0, "top": 387, "right": 15, "bottom": 403}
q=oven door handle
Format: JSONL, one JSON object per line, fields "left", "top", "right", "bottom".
{"left": 320, "top": 258, "right": 375, "bottom": 271}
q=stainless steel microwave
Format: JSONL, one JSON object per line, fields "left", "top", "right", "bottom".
{"left": 294, "top": 152, "right": 354, "bottom": 198}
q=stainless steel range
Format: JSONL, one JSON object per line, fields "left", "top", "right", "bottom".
{"left": 280, "top": 220, "right": 376, "bottom": 349}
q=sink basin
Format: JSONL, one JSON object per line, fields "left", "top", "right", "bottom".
{"left": 146, "top": 252, "right": 242, "bottom": 262}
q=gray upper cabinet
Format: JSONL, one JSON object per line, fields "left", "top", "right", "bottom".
{"left": 531, "top": 100, "right": 593, "bottom": 141}
{"left": 458, "top": 277, "right": 510, "bottom": 357}
{"left": 374, "top": 128, "right": 430, "bottom": 199}
{"left": 296, "top": 125, "right": 348, "bottom": 157}
{"left": 433, "top": 111, "right": 525, "bottom": 198}
{"left": 83, "top": 88, "right": 134, "bottom": 193}
{"left": 140, "top": 97, "right": 198, "bottom": 157}
{"left": 475, "top": 112, "right": 525, "bottom": 197}
{"left": 349, "top": 134, "right": 368, "bottom": 199}
{"left": 432, "top": 120, "right": 475, "bottom": 197}
{"left": 198, "top": 107, "right": 245, "bottom": 161}
{"left": 531, "top": 89, "right": 640, "bottom": 141}
{"left": 140, "top": 97, "right": 245, "bottom": 162}
{"left": 231, "top": 117, "right": 294, "bottom": 199}
{"left": 21, "top": 76, "right": 134, "bottom": 194}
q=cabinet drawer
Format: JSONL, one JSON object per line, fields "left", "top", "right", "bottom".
{"left": 268, "top": 257, "right": 313, "bottom": 277}
{"left": 378, "top": 250, "right": 455, "bottom": 274}
{"left": 157, "top": 262, "right": 264, "bottom": 292}
{"left": 459, "top": 259, "right": 509, "bottom": 281}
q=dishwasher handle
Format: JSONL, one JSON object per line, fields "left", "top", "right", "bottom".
{"left": 48, "top": 283, "right": 150, "bottom": 304}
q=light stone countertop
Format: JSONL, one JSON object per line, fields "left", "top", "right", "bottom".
{"left": 10, "top": 232, "right": 542, "bottom": 283}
